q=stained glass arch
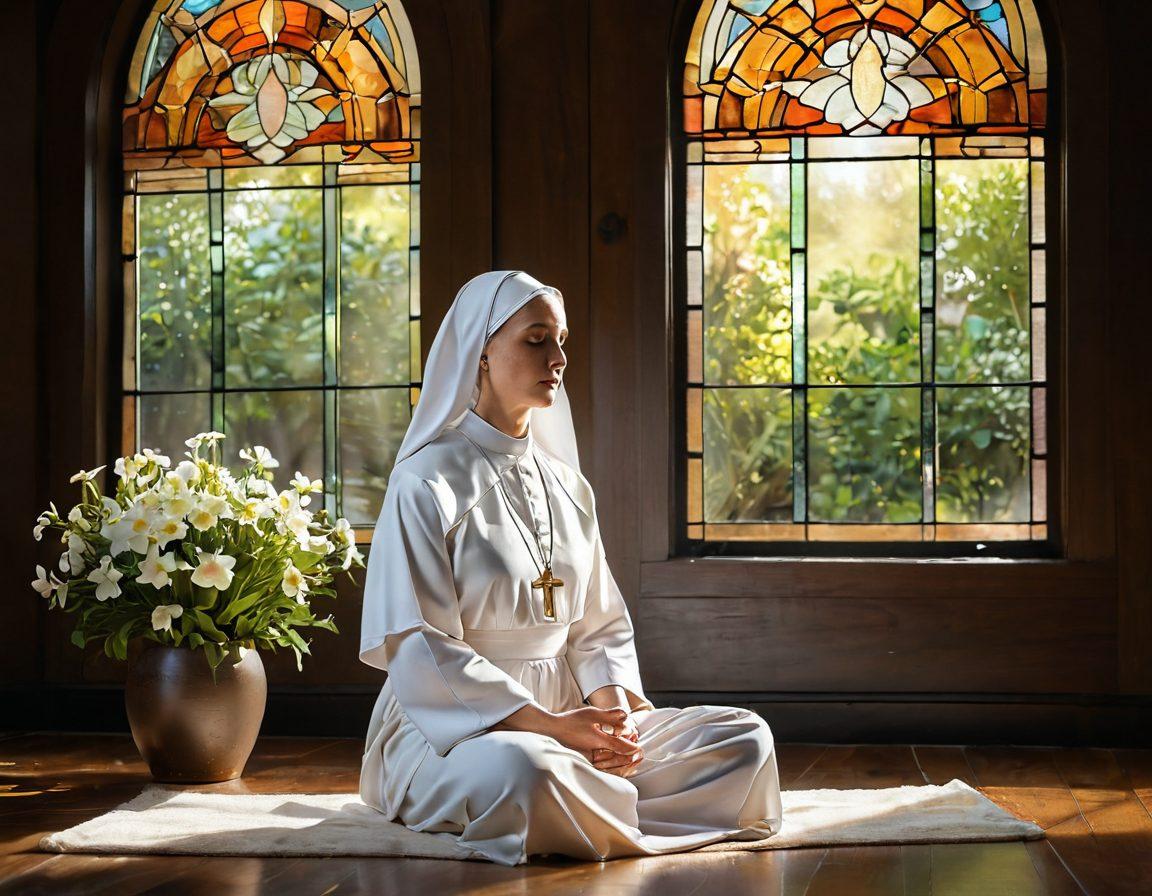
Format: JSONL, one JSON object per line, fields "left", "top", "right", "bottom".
{"left": 121, "top": 0, "right": 423, "bottom": 541}
{"left": 680, "top": 0, "right": 1050, "bottom": 551}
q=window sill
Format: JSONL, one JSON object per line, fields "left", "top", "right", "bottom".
{"left": 639, "top": 556, "right": 1115, "bottom": 600}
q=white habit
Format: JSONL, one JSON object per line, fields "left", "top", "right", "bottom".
{"left": 358, "top": 408, "right": 783, "bottom": 865}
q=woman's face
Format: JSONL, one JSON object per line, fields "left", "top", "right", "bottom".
{"left": 479, "top": 293, "right": 568, "bottom": 414}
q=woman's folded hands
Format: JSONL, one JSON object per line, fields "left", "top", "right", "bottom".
{"left": 546, "top": 706, "right": 644, "bottom": 777}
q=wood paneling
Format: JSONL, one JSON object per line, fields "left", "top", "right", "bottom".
{"left": 0, "top": 0, "right": 45, "bottom": 686}
{"left": 39, "top": 0, "right": 125, "bottom": 686}
{"left": 491, "top": 0, "right": 592, "bottom": 443}
{"left": 1107, "top": 1, "right": 1152, "bottom": 693}
{"left": 587, "top": 0, "right": 679, "bottom": 613}
{"left": 407, "top": 0, "right": 496, "bottom": 346}
{"left": 638, "top": 593, "right": 1116, "bottom": 692}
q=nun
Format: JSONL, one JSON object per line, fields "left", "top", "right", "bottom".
{"left": 359, "top": 270, "right": 783, "bottom": 865}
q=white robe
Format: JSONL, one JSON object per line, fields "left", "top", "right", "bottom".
{"left": 359, "top": 408, "right": 783, "bottom": 865}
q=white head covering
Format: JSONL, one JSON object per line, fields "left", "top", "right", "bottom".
{"left": 393, "top": 270, "right": 580, "bottom": 472}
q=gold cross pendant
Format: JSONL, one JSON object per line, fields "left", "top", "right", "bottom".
{"left": 532, "top": 565, "right": 564, "bottom": 620}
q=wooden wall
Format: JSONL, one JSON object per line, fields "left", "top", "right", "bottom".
{"left": 4, "top": 0, "right": 1149, "bottom": 746}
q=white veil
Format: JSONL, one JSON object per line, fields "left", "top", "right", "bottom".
{"left": 392, "top": 270, "right": 581, "bottom": 473}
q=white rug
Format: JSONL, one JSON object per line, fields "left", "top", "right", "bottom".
{"left": 39, "top": 778, "right": 1043, "bottom": 861}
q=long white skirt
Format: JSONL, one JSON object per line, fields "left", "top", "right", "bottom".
{"left": 362, "top": 630, "right": 784, "bottom": 866}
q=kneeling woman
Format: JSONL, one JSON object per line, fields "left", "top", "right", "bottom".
{"left": 359, "top": 270, "right": 783, "bottom": 865}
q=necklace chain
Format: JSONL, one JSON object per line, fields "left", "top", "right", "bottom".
{"left": 454, "top": 427, "right": 555, "bottom": 576}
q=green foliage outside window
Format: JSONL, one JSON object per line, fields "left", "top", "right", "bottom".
{"left": 702, "top": 159, "right": 1032, "bottom": 526}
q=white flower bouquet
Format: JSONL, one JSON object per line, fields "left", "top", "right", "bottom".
{"left": 31, "top": 432, "right": 364, "bottom": 676}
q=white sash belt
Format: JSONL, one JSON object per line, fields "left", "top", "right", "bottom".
{"left": 462, "top": 624, "right": 570, "bottom": 661}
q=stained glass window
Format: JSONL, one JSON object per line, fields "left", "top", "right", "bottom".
{"left": 682, "top": 0, "right": 1048, "bottom": 549}
{"left": 122, "top": 0, "right": 421, "bottom": 541}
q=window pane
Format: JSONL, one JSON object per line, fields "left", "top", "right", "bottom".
{"left": 936, "top": 385, "right": 1031, "bottom": 523}
{"left": 224, "top": 165, "right": 323, "bottom": 189}
{"left": 703, "top": 387, "right": 792, "bottom": 522}
{"left": 808, "top": 160, "right": 920, "bottom": 385}
{"left": 224, "top": 189, "right": 324, "bottom": 388}
{"left": 935, "top": 159, "right": 1030, "bottom": 383}
{"left": 808, "top": 387, "right": 921, "bottom": 523}
{"left": 138, "top": 193, "right": 212, "bottom": 391}
{"left": 339, "top": 388, "right": 411, "bottom": 525}
{"left": 703, "top": 164, "right": 791, "bottom": 385}
{"left": 222, "top": 390, "right": 324, "bottom": 486}
{"left": 138, "top": 392, "right": 212, "bottom": 456}
{"left": 340, "top": 185, "right": 411, "bottom": 386}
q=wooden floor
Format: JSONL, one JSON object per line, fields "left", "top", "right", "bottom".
{"left": 1, "top": 733, "right": 1150, "bottom": 895}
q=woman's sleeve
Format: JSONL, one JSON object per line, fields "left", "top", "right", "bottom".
{"left": 359, "top": 470, "right": 540, "bottom": 756}
{"left": 565, "top": 514, "right": 656, "bottom": 713}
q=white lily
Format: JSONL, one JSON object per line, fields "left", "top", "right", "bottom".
{"left": 237, "top": 497, "right": 273, "bottom": 527}
{"left": 282, "top": 563, "right": 309, "bottom": 602}
{"left": 201, "top": 494, "right": 234, "bottom": 519}
{"left": 190, "top": 547, "right": 236, "bottom": 590}
{"left": 330, "top": 518, "right": 352, "bottom": 544}
{"left": 185, "top": 431, "right": 226, "bottom": 451}
{"left": 32, "top": 565, "right": 56, "bottom": 598}
{"left": 151, "top": 603, "right": 184, "bottom": 632}
{"left": 33, "top": 512, "right": 52, "bottom": 542}
{"left": 99, "top": 496, "right": 123, "bottom": 521}
{"left": 87, "top": 556, "right": 123, "bottom": 602}
{"left": 153, "top": 515, "right": 189, "bottom": 548}
{"left": 187, "top": 504, "right": 219, "bottom": 532}
{"left": 275, "top": 489, "right": 303, "bottom": 515}
{"left": 101, "top": 504, "right": 152, "bottom": 556}
{"left": 240, "top": 445, "right": 280, "bottom": 469}
{"left": 290, "top": 471, "right": 322, "bottom": 506}
{"left": 69, "top": 465, "right": 107, "bottom": 484}
{"left": 61, "top": 532, "right": 87, "bottom": 574}
{"left": 170, "top": 460, "right": 201, "bottom": 487}
{"left": 284, "top": 507, "right": 312, "bottom": 542}
{"left": 137, "top": 543, "right": 179, "bottom": 589}
{"left": 122, "top": 503, "right": 155, "bottom": 541}
{"left": 114, "top": 453, "right": 147, "bottom": 481}
{"left": 142, "top": 448, "right": 171, "bottom": 467}
{"left": 160, "top": 484, "right": 197, "bottom": 519}
{"left": 67, "top": 505, "right": 92, "bottom": 532}
{"left": 304, "top": 534, "right": 332, "bottom": 554}
{"left": 340, "top": 542, "right": 364, "bottom": 571}
{"left": 33, "top": 567, "right": 71, "bottom": 609}
{"left": 291, "top": 470, "right": 322, "bottom": 493}
{"left": 138, "top": 489, "right": 163, "bottom": 512}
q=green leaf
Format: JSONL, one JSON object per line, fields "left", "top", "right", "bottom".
{"left": 70, "top": 629, "right": 87, "bottom": 649}
{"left": 193, "top": 587, "right": 219, "bottom": 611}
{"left": 113, "top": 620, "right": 135, "bottom": 661}
{"left": 282, "top": 626, "right": 311, "bottom": 656}
{"left": 217, "top": 590, "right": 264, "bottom": 626}
{"left": 970, "top": 429, "right": 992, "bottom": 450}
{"left": 190, "top": 609, "right": 228, "bottom": 642}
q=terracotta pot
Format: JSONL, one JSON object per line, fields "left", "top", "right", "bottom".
{"left": 125, "top": 642, "right": 267, "bottom": 783}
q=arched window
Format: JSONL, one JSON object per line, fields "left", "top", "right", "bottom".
{"left": 681, "top": 0, "right": 1048, "bottom": 552}
{"left": 122, "top": 0, "right": 421, "bottom": 542}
